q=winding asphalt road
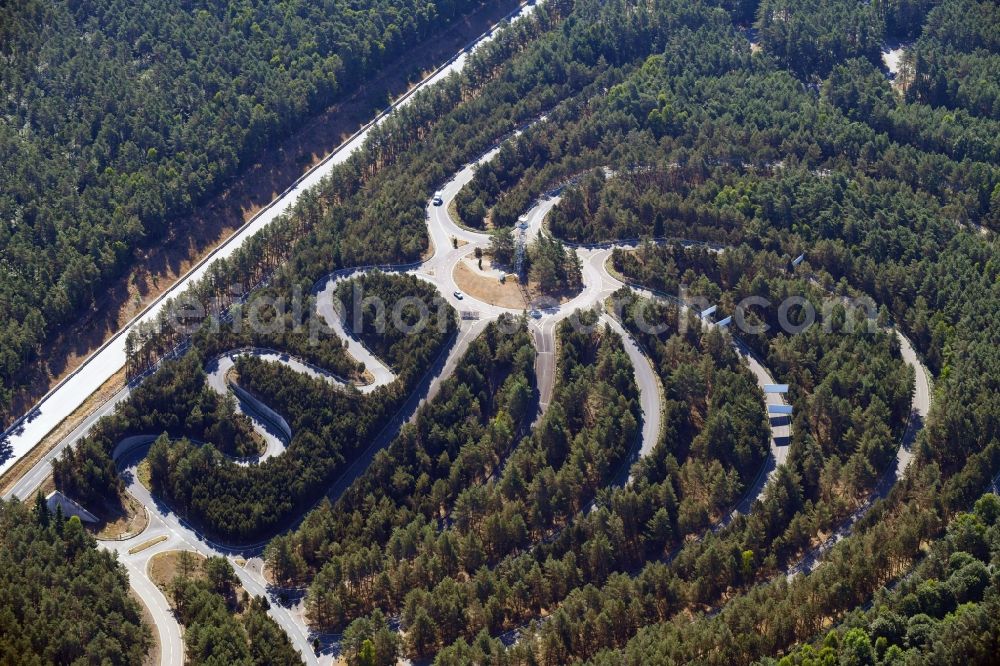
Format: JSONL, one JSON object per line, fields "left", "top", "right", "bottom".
{"left": 592, "top": 256, "right": 791, "bottom": 506}
{"left": 4, "top": 66, "right": 934, "bottom": 666}
{"left": 119, "top": 143, "right": 804, "bottom": 663}
{"left": 602, "top": 314, "right": 662, "bottom": 484}
{"left": 0, "top": 0, "right": 550, "bottom": 478}
{"left": 205, "top": 349, "right": 361, "bottom": 464}
{"left": 108, "top": 138, "right": 678, "bottom": 666}
{"left": 1, "top": 2, "right": 558, "bottom": 664}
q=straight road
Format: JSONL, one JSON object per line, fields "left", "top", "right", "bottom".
{"left": 122, "top": 556, "right": 184, "bottom": 666}
{"left": 530, "top": 323, "right": 557, "bottom": 415}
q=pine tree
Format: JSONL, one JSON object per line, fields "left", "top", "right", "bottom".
{"left": 33, "top": 491, "right": 49, "bottom": 529}
{"left": 407, "top": 607, "right": 438, "bottom": 659}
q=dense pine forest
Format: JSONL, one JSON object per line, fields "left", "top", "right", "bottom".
{"left": 0, "top": 497, "right": 151, "bottom": 664}
{"left": 167, "top": 553, "right": 302, "bottom": 665}
{"left": 0, "top": 0, "right": 490, "bottom": 423}
{"left": 768, "top": 494, "right": 1000, "bottom": 666}
{"left": 10, "top": 0, "right": 1000, "bottom": 663}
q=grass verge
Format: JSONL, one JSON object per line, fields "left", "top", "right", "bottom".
{"left": 148, "top": 550, "right": 208, "bottom": 594}
{"left": 454, "top": 261, "right": 527, "bottom": 309}
{"left": 128, "top": 535, "right": 168, "bottom": 555}
{"left": 95, "top": 492, "right": 149, "bottom": 541}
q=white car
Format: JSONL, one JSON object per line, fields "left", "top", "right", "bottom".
{"left": 453, "top": 291, "right": 463, "bottom": 300}
{"left": 432, "top": 192, "right": 444, "bottom": 206}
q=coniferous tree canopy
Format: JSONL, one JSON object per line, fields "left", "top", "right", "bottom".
{"left": 18, "top": 0, "right": 1000, "bottom": 662}
{"left": 0, "top": 497, "right": 151, "bottom": 664}
{"left": 0, "top": 0, "right": 491, "bottom": 422}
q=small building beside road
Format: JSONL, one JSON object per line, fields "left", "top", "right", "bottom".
{"left": 46, "top": 491, "right": 99, "bottom": 523}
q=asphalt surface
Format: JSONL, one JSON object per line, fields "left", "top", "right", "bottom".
{"left": 530, "top": 323, "right": 556, "bottom": 416}
{"left": 602, "top": 314, "right": 662, "bottom": 481}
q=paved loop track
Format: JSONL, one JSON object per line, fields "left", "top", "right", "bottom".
{"left": 4, "top": 90, "right": 934, "bottom": 666}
